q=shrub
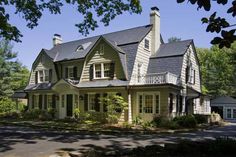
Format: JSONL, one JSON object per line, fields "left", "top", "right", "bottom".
{"left": 74, "top": 108, "right": 80, "bottom": 119}
{"left": 122, "top": 122, "right": 133, "bottom": 129}
{"left": 132, "top": 115, "right": 143, "bottom": 125}
{"left": 194, "top": 114, "right": 208, "bottom": 124}
{"left": 0, "top": 111, "right": 21, "bottom": 119}
{"left": 100, "top": 94, "right": 128, "bottom": 124}
{"left": 0, "top": 97, "right": 16, "bottom": 113}
{"left": 173, "top": 115, "right": 197, "bottom": 128}
{"left": 22, "top": 109, "right": 43, "bottom": 120}
{"left": 152, "top": 116, "right": 179, "bottom": 129}
{"left": 79, "top": 111, "right": 107, "bottom": 124}
{"left": 47, "top": 108, "right": 57, "bottom": 118}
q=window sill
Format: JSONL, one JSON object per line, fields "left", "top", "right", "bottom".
{"left": 143, "top": 48, "right": 150, "bottom": 52}
{"left": 93, "top": 77, "right": 111, "bottom": 80}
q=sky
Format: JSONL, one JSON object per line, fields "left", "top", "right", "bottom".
{"left": 6, "top": 0, "right": 235, "bottom": 69}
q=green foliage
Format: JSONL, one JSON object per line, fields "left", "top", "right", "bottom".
{"left": 0, "top": 39, "right": 30, "bottom": 98}
{"left": 79, "top": 111, "right": 107, "bottom": 124}
{"left": 168, "top": 37, "right": 181, "bottom": 43}
{"left": 0, "top": 97, "right": 16, "bottom": 113}
{"left": 100, "top": 94, "right": 128, "bottom": 124}
{"left": 47, "top": 108, "right": 57, "bottom": 118}
{"left": 73, "top": 108, "right": 80, "bottom": 119}
{"left": 152, "top": 116, "right": 179, "bottom": 129}
{"left": 122, "top": 122, "right": 133, "bottom": 129}
{"left": 0, "top": 111, "right": 21, "bottom": 119}
{"left": 194, "top": 114, "right": 208, "bottom": 124}
{"left": 0, "top": 1, "right": 142, "bottom": 42}
{"left": 132, "top": 115, "right": 143, "bottom": 125}
{"left": 197, "top": 43, "right": 236, "bottom": 97}
{"left": 173, "top": 115, "right": 197, "bottom": 128}
{"left": 177, "top": 0, "right": 236, "bottom": 48}
{"left": 22, "top": 109, "right": 43, "bottom": 120}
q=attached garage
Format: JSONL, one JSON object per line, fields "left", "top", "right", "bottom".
{"left": 211, "top": 96, "right": 236, "bottom": 120}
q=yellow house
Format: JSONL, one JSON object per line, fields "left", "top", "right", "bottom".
{"left": 25, "top": 7, "right": 208, "bottom": 122}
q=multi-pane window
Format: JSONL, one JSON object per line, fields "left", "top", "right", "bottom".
{"left": 187, "top": 62, "right": 195, "bottom": 84}
{"left": 39, "top": 70, "right": 44, "bottom": 83}
{"left": 104, "top": 63, "right": 110, "bottom": 77}
{"left": 44, "top": 70, "right": 49, "bottom": 82}
{"left": 94, "top": 63, "right": 113, "bottom": 79}
{"left": 137, "top": 63, "right": 142, "bottom": 83}
{"left": 38, "top": 70, "right": 50, "bottom": 83}
{"left": 48, "top": 95, "right": 52, "bottom": 108}
{"left": 68, "top": 67, "right": 74, "bottom": 78}
{"left": 61, "top": 95, "right": 65, "bottom": 108}
{"left": 139, "top": 95, "right": 143, "bottom": 113}
{"left": 89, "top": 94, "right": 96, "bottom": 110}
{"left": 95, "top": 64, "right": 102, "bottom": 78}
{"left": 144, "top": 95, "right": 153, "bottom": 113}
{"left": 138, "top": 93, "right": 160, "bottom": 114}
{"left": 144, "top": 39, "right": 150, "bottom": 50}
{"left": 233, "top": 109, "right": 236, "bottom": 119}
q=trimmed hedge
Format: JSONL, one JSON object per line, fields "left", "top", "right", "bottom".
{"left": 173, "top": 115, "right": 197, "bottom": 128}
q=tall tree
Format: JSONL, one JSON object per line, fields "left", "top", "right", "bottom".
{"left": 0, "top": 40, "right": 29, "bottom": 98}
{"left": 0, "top": 1, "right": 235, "bottom": 48}
{"left": 168, "top": 37, "right": 182, "bottom": 43}
{"left": 197, "top": 42, "right": 236, "bottom": 97}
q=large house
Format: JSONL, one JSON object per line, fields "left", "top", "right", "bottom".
{"left": 25, "top": 7, "right": 210, "bottom": 122}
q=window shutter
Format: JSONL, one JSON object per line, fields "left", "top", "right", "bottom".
{"left": 49, "top": 69, "right": 52, "bottom": 82}
{"left": 52, "top": 95, "right": 56, "bottom": 109}
{"left": 103, "top": 93, "right": 108, "bottom": 112}
{"left": 95, "top": 93, "right": 100, "bottom": 112}
{"left": 73, "top": 66, "right": 77, "bottom": 79}
{"left": 84, "top": 94, "right": 88, "bottom": 111}
{"left": 89, "top": 65, "right": 93, "bottom": 81}
{"left": 193, "top": 70, "right": 195, "bottom": 84}
{"left": 110, "top": 62, "right": 115, "bottom": 79}
{"left": 44, "top": 95, "right": 48, "bottom": 109}
{"left": 65, "top": 67, "right": 68, "bottom": 78}
{"left": 32, "top": 95, "right": 35, "bottom": 109}
{"left": 179, "top": 96, "right": 183, "bottom": 113}
{"left": 39, "top": 95, "right": 43, "bottom": 109}
{"left": 35, "top": 71, "right": 38, "bottom": 84}
{"left": 185, "top": 66, "right": 189, "bottom": 83}
{"left": 169, "top": 94, "right": 173, "bottom": 114}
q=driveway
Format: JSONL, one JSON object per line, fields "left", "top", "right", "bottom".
{"left": 1, "top": 122, "right": 236, "bottom": 157}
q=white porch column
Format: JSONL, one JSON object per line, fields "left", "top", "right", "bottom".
{"left": 128, "top": 93, "right": 132, "bottom": 123}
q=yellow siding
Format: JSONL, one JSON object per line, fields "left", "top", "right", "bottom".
{"left": 29, "top": 53, "right": 57, "bottom": 84}
{"left": 81, "top": 40, "right": 125, "bottom": 81}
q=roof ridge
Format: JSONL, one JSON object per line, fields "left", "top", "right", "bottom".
{"left": 161, "top": 39, "right": 193, "bottom": 45}
{"left": 52, "top": 24, "right": 152, "bottom": 47}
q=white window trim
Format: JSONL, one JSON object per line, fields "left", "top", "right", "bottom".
{"left": 93, "top": 62, "right": 111, "bottom": 79}
{"left": 67, "top": 66, "right": 74, "bottom": 79}
{"left": 38, "top": 69, "right": 49, "bottom": 83}
{"left": 144, "top": 38, "right": 150, "bottom": 51}
{"left": 137, "top": 92, "right": 160, "bottom": 114}
{"left": 88, "top": 93, "right": 96, "bottom": 111}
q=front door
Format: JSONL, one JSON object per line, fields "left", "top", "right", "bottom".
{"left": 66, "top": 94, "right": 73, "bottom": 117}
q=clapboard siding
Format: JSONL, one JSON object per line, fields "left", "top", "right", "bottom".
{"left": 81, "top": 40, "right": 125, "bottom": 81}
{"left": 129, "top": 31, "right": 152, "bottom": 84}
{"left": 60, "top": 60, "right": 84, "bottom": 79}
{"left": 29, "top": 53, "right": 57, "bottom": 84}
{"left": 181, "top": 45, "right": 201, "bottom": 92}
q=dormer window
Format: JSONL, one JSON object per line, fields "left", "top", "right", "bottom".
{"left": 76, "top": 45, "right": 84, "bottom": 51}
{"left": 144, "top": 39, "right": 150, "bottom": 50}
{"left": 92, "top": 62, "right": 114, "bottom": 79}
{"left": 37, "top": 69, "right": 51, "bottom": 83}
{"left": 65, "top": 66, "right": 78, "bottom": 79}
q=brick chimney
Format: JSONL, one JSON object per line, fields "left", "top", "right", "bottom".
{"left": 150, "top": 7, "right": 161, "bottom": 55}
{"left": 53, "top": 34, "right": 62, "bottom": 46}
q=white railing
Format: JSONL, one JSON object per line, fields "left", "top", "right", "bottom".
{"left": 133, "top": 72, "right": 179, "bottom": 85}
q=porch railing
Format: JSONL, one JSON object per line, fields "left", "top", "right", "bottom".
{"left": 132, "top": 72, "right": 179, "bottom": 85}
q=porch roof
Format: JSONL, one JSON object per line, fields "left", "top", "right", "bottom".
{"left": 76, "top": 80, "right": 128, "bottom": 88}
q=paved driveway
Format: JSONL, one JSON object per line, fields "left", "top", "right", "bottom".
{"left": 1, "top": 122, "right": 236, "bottom": 157}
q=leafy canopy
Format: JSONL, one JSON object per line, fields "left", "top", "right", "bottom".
{"left": 0, "top": 39, "right": 30, "bottom": 98}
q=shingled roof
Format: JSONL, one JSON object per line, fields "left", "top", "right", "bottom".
{"left": 44, "top": 24, "right": 153, "bottom": 62}
{"left": 147, "top": 40, "right": 193, "bottom": 77}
